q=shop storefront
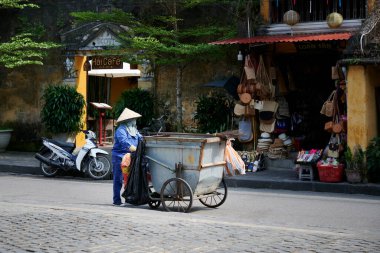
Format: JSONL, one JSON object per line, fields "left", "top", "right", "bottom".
{"left": 226, "top": 37, "right": 349, "bottom": 177}
{"left": 61, "top": 23, "right": 142, "bottom": 146}
{"left": 211, "top": 0, "right": 379, "bottom": 182}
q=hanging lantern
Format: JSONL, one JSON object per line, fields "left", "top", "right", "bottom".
{"left": 327, "top": 12, "right": 343, "bottom": 28}
{"left": 283, "top": 10, "right": 300, "bottom": 26}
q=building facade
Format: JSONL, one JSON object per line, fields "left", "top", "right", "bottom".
{"left": 212, "top": 0, "right": 379, "bottom": 150}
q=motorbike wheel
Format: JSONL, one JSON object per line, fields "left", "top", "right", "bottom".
{"left": 85, "top": 154, "right": 111, "bottom": 180}
{"left": 40, "top": 150, "right": 59, "bottom": 177}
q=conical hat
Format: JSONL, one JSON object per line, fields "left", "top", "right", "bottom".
{"left": 116, "top": 108, "right": 142, "bottom": 123}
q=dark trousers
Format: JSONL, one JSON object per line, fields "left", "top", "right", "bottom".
{"left": 112, "top": 156, "right": 123, "bottom": 205}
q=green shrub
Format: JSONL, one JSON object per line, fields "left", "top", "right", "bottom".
{"left": 366, "top": 137, "right": 380, "bottom": 183}
{"left": 194, "top": 91, "right": 234, "bottom": 133}
{"left": 113, "top": 88, "right": 154, "bottom": 128}
{"left": 352, "top": 145, "right": 365, "bottom": 170}
{"left": 41, "top": 84, "right": 86, "bottom": 134}
{"left": 344, "top": 146, "right": 353, "bottom": 170}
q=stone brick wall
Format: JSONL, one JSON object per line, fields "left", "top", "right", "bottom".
{"left": 0, "top": 65, "right": 63, "bottom": 124}
{"left": 156, "top": 60, "right": 240, "bottom": 131}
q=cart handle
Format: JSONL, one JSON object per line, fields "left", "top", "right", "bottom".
{"left": 145, "top": 155, "right": 176, "bottom": 173}
{"left": 201, "top": 161, "right": 226, "bottom": 169}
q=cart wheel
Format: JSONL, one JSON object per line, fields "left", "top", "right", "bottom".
{"left": 148, "top": 187, "right": 161, "bottom": 209}
{"left": 199, "top": 178, "right": 227, "bottom": 208}
{"left": 160, "top": 178, "right": 193, "bottom": 213}
{"left": 148, "top": 200, "right": 161, "bottom": 209}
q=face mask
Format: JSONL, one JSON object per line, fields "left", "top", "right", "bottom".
{"left": 126, "top": 119, "right": 138, "bottom": 137}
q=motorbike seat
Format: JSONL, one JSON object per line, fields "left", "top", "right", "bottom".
{"left": 50, "top": 139, "right": 75, "bottom": 149}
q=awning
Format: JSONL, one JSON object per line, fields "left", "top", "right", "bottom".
{"left": 88, "top": 61, "right": 140, "bottom": 78}
{"left": 210, "top": 32, "right": 353, "bottom": 45}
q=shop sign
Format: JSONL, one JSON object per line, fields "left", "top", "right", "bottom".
{"left": 296, "top": 42, "right": 336, "bottom": 51}
{"left": 92, "top": 56, "right": 122, "bottom": 69}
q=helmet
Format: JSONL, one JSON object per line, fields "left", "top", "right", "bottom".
{"left": 85, "top": 130, "right": 96, "bottom": 140}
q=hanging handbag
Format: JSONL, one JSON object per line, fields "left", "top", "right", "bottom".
{"left": 332, "top": 97, "right": 343, "bottom": 134}
{"left": 324, "top": 121, "right": 333, "bottom": 132}
{"left": 244, "top": 66, "right": 256, "bottom": 80}
{"left": 332, "top": 119, "right": 343, "bottom": 134}
{"left": 234, "top": 103, "right": 245, "bottom": 116}
{"left": 256, "top": 55, "right": 275, "bottom": 99}
{"left": 244, "top": 55, "right": 256, "bottom": 80}
{"left": 327, "top": 144, "right": 339, "bottom": 158}
{"left": 238, "top": 118, "right": 253, "bottom": 143}
{"left": 327, "top": 134, "right": 340, "bottom": 158}
{"left": 239, "top": 92, "right": 252, "bottom": 105}
{"left": 320, "top": 90, "right": 336, "bottom": 117}
{"left": 237, "top": 66, "right": 252, "bottom": 105}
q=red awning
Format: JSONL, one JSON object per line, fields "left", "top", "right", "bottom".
{"left": 210, "top": 32, "right": 353, "bottom": 45}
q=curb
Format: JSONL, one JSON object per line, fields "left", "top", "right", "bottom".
{"left": 224, "top": 176, "right": 380, "bottom": 196}
{"left": 0, "top": 164, "right": 42, "bottom": 175}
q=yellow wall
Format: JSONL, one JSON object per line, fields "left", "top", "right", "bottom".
{"left": 260, "top": 0, "right": 270, "bottom": 23}
{"left": 347, "top": 65, "right": 378, "bottom": 149}
{"left": 110, "top": 78, "right": 137, "bottom": 106}
{"left": 75, "top": 56, "right": 88, "bottom": 147}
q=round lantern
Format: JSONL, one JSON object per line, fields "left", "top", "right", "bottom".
{"left": 283, "top": 10, "right": 300, "bottom": 26}
{"left": 327, "top": 12, "right": 343, "bottom": 28}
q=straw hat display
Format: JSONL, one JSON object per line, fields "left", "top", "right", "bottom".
{"left": 278, "top": 133, "right": 294, "bottom": 151}
{"left": 268, "top": 147, "right": 288, "bottom": 159}
{"left": 270, "top": 138, "right": 284, "bottom": 148}
{"left": 256, "top": 132, "right": 272, "bottom": 153}
{"left": 268, "top": 138, "right": 288, "bottom": 159}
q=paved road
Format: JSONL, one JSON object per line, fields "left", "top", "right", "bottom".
{"left": 1, "top": 174, "right": 380, "bottom": 252}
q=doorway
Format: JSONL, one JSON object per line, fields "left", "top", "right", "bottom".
{"left": 276, "top": 50, "right": 341, "bottom": 149}
{"left": 87, "top": 76, "right": 111, "bottom": 132}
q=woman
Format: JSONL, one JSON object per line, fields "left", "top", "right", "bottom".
{"left": 112, "top": 108, "right": 142, "bottom": 206}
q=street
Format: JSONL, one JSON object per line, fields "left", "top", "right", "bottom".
{"left": 0, "top": 174, "right": 380, "bottom": 252}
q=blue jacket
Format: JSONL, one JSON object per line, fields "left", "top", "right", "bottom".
{"left": 112, "top": 124, "right": 142, "bottom": 160}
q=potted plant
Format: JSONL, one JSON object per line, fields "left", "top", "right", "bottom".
{"left": 0, "top": 122, "right": 13, "bottom": 152}
{"left": 366, "top": 137, "right": 380, "bottom": 183}
{"left": 344, "top": 145, "right": 365, "bottom": 183}
{"left": 41, "top": 84, "right": 86, "bottom": 142}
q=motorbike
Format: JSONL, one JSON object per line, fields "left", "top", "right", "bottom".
{"left": 35, "top": 130, "right": 111, "bottom": 180}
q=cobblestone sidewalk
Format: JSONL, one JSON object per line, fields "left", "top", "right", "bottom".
{"left": 1, "top": 202, "right": 379, "bottom": 253}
